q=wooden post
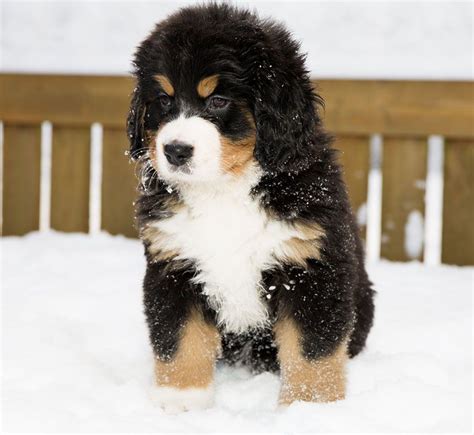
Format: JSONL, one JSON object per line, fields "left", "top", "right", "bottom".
{"left": 101, "top": 127, "right": 138, "bottom": 237}
{"left": 51, "top": 126, "right": 91, "bottom": 233}
{"left": 2, "top": 125, "right": 41, "bottom": 235}
{"left": 381, "top": 137, "right": 427, "bottom": 261}
{"left": 442, "top": 139, "right": 474, "bottom": 265}
{"left": 335, "top": 135, "right": 370, "bottom": 241}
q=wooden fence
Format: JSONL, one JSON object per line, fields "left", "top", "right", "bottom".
{"left": 1, "top": 74, "right": 473, "bottom": 265}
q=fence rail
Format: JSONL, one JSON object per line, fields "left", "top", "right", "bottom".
{"left": 1, "top": 74, "right": 473, "bottom": 265}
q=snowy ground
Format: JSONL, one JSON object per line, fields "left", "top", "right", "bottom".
{"left": 2, "top": 232, "right": 472, "bottom": 433}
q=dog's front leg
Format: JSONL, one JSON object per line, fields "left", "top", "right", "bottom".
{"left": 272, "top": 263, "right": 353, "bottom": 405}
{"left": 274, "top": 317, "right": 348, "bottom": 405}
{"left": 144, "top": 262, "right": 220, "bottom": 413}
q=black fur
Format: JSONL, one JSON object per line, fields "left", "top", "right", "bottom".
{"left": 128, "top": 3, "right": 375, "bottom": 373}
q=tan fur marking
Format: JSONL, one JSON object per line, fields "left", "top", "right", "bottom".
{"left": 141, "top": 227, "right": 179, "bottom": 261}
{"left": 154, "top": 310, "right": 220, "bottom": 389}
{"left": 197, "top": 74, "right": 219, "bottom": 98}
{"left": 274, "top": 318, "right": 347, "bottom": 404}
{"left": 220, "top": 133, "right": 256, "bottom": 175}
{"left": 276, "top": 221, "right": 325, "bottom": 266}
{"left": 279, "top": 237, "right": 322, "bottom": 266}
{"left": 242, "top": 107, "right": 256, "bottom": 130}
{"left": 140, "top": 205, "right": 184, "bottom": 262}
{"left": 154, "top": 74, "right": 175, "bottom": 96}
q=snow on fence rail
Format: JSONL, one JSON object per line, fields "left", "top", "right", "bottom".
{"left": 1, "top": 74, "right": 473, "bottom": 265}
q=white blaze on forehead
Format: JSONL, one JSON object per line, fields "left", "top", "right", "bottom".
{"left": 155, "top": 115, "right": 222, "bottom": 182}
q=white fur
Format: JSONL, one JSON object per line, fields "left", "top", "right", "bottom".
{"left": 151, "top": 164, "right": 301, "bottom": 333}
{"left": 155, "top": 115, "right": 222, "bottom": 182}
{"left": 150, "top": 385, "right": 214, "bottom": 414}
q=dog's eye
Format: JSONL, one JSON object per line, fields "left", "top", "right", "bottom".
{"left": 208, "top": 96, "right": 229, "bottom": 110}
{"left": 159, "top": 94, "right": 172, "bottom": 108}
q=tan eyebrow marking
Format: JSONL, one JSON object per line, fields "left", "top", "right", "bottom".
{"left": 154, "top": 74, "right": 174, "bottom": 96}
{"left": 197, "top": 74, "right": 219, "bottom": 98}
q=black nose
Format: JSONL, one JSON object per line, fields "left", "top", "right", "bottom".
{"left": 163, "top": 142, "right": 194, "bottom": 167}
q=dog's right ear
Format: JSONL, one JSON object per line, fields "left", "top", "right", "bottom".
{"left": 127, "top": 85, "right": 147, "bottom": 161}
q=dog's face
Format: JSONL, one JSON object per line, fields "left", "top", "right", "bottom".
{"left": 142, "top": 69, "right": 256, "bottom": 183}
{"left": 128, "top": 4, "right": 326, "bottom": 184}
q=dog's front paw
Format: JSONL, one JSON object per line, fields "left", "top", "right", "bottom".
{"left": 150, "top": 385, "right": 214, "bottom": 414}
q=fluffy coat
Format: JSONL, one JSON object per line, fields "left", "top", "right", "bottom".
{"left": 127, "top": 3, "right": 375, "bottom": 409}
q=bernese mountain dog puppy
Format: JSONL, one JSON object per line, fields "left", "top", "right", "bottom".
{"left": 127, "top": 3, "right": 375, "bottom": 412}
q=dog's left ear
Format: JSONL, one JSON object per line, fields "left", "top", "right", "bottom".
{"left": 126, "top": 86, "right": 147, "bottom": 161}
{"left": 249, "top": 35, "right": 328, "bottom": 173}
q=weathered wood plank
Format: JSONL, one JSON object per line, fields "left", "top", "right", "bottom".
{"left": 101, "top": 127, "right": 138, "bottom": 237}
{"left": 318, "top": 80, "right": 474, "bottom": 138}
{"left": 442, "top": 139, "right": 474, "bottom": 265}
{"left": 336, "top": 135, "right": 370, "bottom": 239}
{"left": 2, "top": 125, "right": 41, "bottom": 235}
{"left": 1, "top": 74, "right": 473, "bottom": 137}
{"left": 0, "top": 74, "right": 132, "bottom": 128}
{"left": 51, "top": 126, "right": 90, "bottom": 232}
{"left": 381, "top": 137, "right": 427, "bottom": 261}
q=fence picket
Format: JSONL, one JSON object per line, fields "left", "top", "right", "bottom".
{"left": 51, "top": 126, "right": 90, "bottom": 232}
{"left": 101, "top": 128, "right": 138, "bottom": 237}
{"left": 381, "top": 137, "right": 427, "bottom": 261}
{"left": 442, "top": 139, "right": 474, "bottom": 265}
{"left": 2, "top": 125, "right": 41, "bottom": 235}
{"left": 336, "top": 135, "right": 370, "bottom": 240}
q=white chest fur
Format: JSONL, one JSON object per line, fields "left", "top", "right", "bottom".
{"left": 150, "top": 170, "right": 298, "bottom": 333}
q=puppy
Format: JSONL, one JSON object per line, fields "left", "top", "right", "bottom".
{"left": 127, "top": 3, "right": 375, "bottom": 412}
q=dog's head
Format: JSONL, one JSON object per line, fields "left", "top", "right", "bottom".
{"left": 128, "top": 4, "right": 328, "bottom": 184}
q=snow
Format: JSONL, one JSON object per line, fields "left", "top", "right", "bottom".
{"left": 1, "top": 0, "right": 472, "bottom": 79}
{"left": 404, "top": 209, "right": 424, "bottom": 260}
{"left": 2, "top": 232, "right": 472, "bottom": 432}
{"left": 356, "top": 202, "right": 367, "bottom": 227}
